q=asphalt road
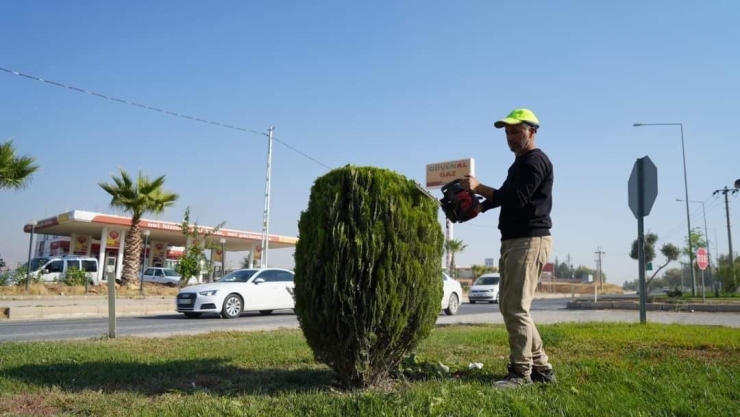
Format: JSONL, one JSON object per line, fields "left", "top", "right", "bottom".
{"left": 0, "top": 298, "right": 571, "bottom": 343}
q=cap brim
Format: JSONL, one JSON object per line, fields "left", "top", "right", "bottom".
{"left": 494, "top": 117, "right": 524, "bottom": 129}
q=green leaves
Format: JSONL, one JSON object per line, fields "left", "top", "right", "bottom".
{"left": 0, "top": 138, "right": 39, "bottom": 191}
{"left": 98, "top": 168, "right": 179, "bottom": 284}
{"left": 98, "top": 168, "right": 179, "bottom": 222}
{"left": 175, "top": 206, "right": 225, "bottom": 284}
{"left": 293, "top": 165, "right": 444, "bottom": 389}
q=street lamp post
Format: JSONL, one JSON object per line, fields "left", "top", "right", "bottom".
{"left": 26, "top": 220, "right": 37, "bottom": 292}
{"left": 140, "top": 230, "right": 150, "bottom": 295}
{"left": 677, "top": 198, "right": 711, "bottom": 286}
{"left": 633, "top": 122, "right": 696, "bottom": 296}
{"left": 220, "top": 238, "right": 226, "bottom": 278}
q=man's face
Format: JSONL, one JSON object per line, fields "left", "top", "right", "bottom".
{"left": 504, "top": 124, "right": 535, "bottom": 154}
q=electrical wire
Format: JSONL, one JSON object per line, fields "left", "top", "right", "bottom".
{"left": 659, "top": 195, "right": 723, "bottom": 242}
{"left": 0, "top": 66, "right": 333, "bottom": 170}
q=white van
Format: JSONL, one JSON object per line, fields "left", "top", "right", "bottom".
{"left": 25, "top": 255, "right": 100, "bottom": 285}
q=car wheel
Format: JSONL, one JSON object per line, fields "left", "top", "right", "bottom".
{"left": 258, "top": 310, "right": 273, "bottom": 315}
{"left": 444, "top": 293, "right": 459, "bottom": 316}
{"left": 184, "top": 312, "right": 202, "bottom": 318}
{"left": 221, "top": 294, "right": 243, "bottom": 319}
{"left": 470, "top": 300, "right": 476, "bottom": 304}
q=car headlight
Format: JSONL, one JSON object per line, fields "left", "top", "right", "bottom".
{"left": 486, "top": 289, "right": 495, "bottom": 292}
{"left": 198, "top": 290, "right": 219, "bottom": 296}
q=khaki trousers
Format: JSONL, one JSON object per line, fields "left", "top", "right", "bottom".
{"left": 498, "top": 236, "right": 553, "bottom": 376}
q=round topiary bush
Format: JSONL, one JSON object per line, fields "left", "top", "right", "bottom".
{"left": 293, "top": 165, "right": 444, "bottom": 389}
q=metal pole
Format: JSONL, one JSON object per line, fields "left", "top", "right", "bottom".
{"left": 723, "top": 188, "right": 734, "bottom": 282}
{"left": 220, "top": 239, "right": 226, "bottom": 277}
{"left": 713, "top": 228, "right": 720, "bottom": 268}
{"left": 140, "top": 231, "right": 149, "bottom": 294}
{"left": 638, "top": 216, "right": 647, "bottom": 323}
{"left": 260, "top": 127, "right": 274, "bottom": 268}
{"left": 26, "top": 221, "right": 36, "bottom": 292}
{"left": 699, "top": 201, "right": 712, "bottom": 287}
{"left": 445, "top": 219, "right": 452, "bottom": 275}
{"left": 678, "top": 124, "right": 697, "bottom": 297}
{"left": 637, "top": 159, "right": 647, "bottom": 324}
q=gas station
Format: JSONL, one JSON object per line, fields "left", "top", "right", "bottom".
{"left": 22, "top": 210, "right": 298, "bottom": 283}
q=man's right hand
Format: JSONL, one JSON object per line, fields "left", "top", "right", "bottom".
{"left": 460, "top": 175, "right": 479, "bottom": 193}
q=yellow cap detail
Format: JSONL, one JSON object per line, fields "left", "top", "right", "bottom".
{"left": 494, "top": 108, "right": 540, "bottom": 129}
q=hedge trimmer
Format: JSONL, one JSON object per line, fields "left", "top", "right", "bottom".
{"left": 414, "top": 179, "right": 481, "bottom": 223}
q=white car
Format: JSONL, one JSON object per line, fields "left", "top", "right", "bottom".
{"left": 442, "top": 272, "right": 463, "bottom": 315}
{"left": 176, "top": 268, "right": 294, "bottom": 319}
{"left": 468, "top": 273, "right": 500, "bottom": 304}
{"left": 142, "top": 267, "right": 182, "bottom": 287}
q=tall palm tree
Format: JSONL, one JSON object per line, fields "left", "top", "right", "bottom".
{"left": 0, "top": 139, "right": 40, "bottom": 190}
{"left": 99, "top": 169, "right": 179, "bottom": 285}
{"left": 444, "top": 239, "right": 468, "bottom": 278}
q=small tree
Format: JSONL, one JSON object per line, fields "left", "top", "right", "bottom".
{"left": 471, "top": 264, "right": 497, "bottom": 278}
{"left": 629, "top": 232, "right": 681, "bottom": 289}
{"left": 293, "top": 165, "right": 444, "bottom": 389}
{"left": 240, "top": 256, "right": 253, "bottom": 269}
{"left": 715, "top": 254, "right": 739, "bottom": 295}
{"left": 174, "top": 206, "right": 225, "bottom": 287}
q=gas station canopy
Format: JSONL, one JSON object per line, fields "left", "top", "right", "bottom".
{"left": 22, "top": 210, "right": 298, "bottom": 252}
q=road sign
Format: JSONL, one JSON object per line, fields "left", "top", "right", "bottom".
{"left": 696, "top": 247, "right": 709, "bottom": 270}
{"left": 628, "top": 155, "right": 658, "bottom": 325}
{"left": 628, "top": 156, "right": 659, "bottom": 219}
{"left": 484, "top": 258, "right": 494, "bottom": 267}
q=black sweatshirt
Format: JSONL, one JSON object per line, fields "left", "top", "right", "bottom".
{"left": 481, "top": 148, "right": 553, "bottom": 241}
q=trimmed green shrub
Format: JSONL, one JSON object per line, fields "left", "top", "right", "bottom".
{"left": 293, "top": 165, "right": 444, "bottom": 389}
{"left": 61, "top": 268, "right": 87, "bottom": 286}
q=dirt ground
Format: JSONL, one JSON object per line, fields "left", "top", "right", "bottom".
{"left": 0, "top": 282, "right": 181, "bottom": 298}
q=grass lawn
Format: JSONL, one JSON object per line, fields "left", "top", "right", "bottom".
{"left": 1, "top": 323, "right": 738, "bottom": 416}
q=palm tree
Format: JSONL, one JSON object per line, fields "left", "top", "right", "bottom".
{"left": 0, "top": 139, "right": 40, "bottom": 190}
{"left": 99, "top": 169, "right": 179, "bottom": 285}
{"left": 444, "top": 239, "right": 468, "bottom": 278}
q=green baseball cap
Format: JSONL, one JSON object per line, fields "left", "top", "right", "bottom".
{"left": 494, "top": 108, "right": 540, "bottom": 129}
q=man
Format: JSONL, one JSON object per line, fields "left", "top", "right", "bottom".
{"left": 461, "top": 108, "right": 555, "bottom": 389}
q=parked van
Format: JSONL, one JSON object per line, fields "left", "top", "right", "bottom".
{"left": 24, "top": 255, "right": 100, "bottom": 285}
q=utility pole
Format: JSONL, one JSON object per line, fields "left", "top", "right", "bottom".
{"left": 713, "top": 185, "right": 738, "bottom": 282}
{"left": 260, "top": 127, "right": 275, "bottom": 268}
{"left": 595, "top": 247, "right": 605, "bottom": 290}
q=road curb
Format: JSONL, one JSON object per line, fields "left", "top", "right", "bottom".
{"left": 566, "top": 301, "right": 740, "bottom": 313}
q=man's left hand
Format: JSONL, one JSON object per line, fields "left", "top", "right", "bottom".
{"left": 460, "top": 175, "right": 480, "bottom": 193}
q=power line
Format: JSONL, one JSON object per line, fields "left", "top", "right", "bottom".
{"left": 272, "top": 136, "right": 332, "bottom": 170}
{"left": 660, "top": 196, "right": 723, "bottom": 241}
{"left": 0, "top": 66, "right": 332, "bottom": 170}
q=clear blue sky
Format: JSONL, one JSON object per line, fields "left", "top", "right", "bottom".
{"left": 2, "top": 0, "right": 739, "bottom": 286}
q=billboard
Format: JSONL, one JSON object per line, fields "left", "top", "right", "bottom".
{"left": 425, "top": 158, "right": 475, "bottom": 189}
